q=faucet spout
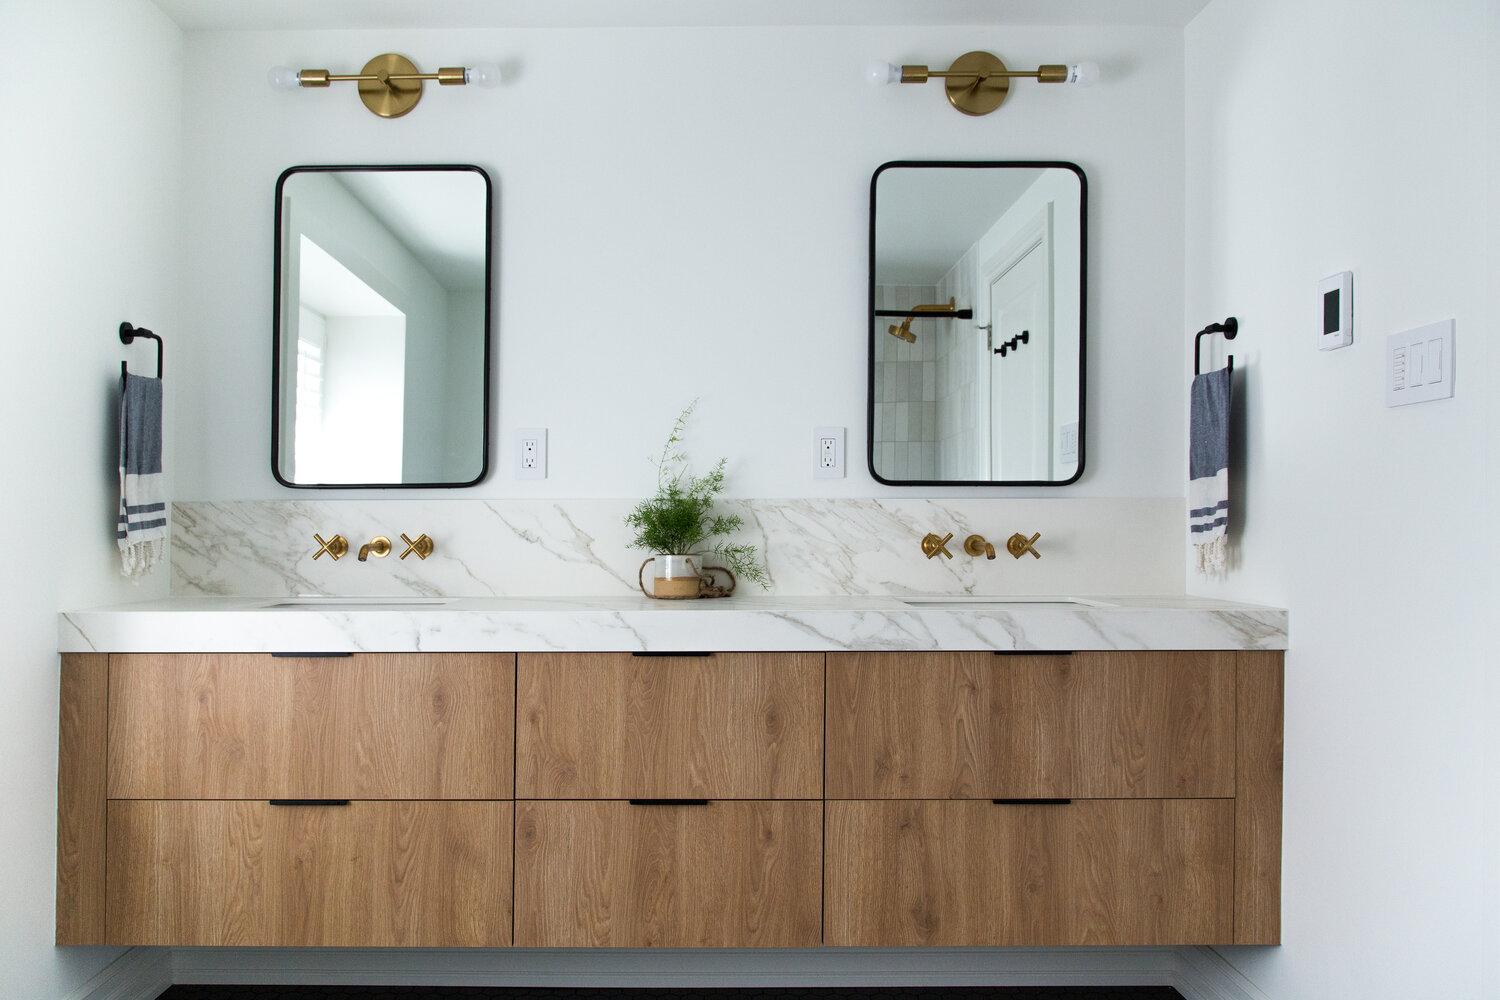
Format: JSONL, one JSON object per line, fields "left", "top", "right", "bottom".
{"left": 356, "top": 536, "right": 392, "bottom": 562}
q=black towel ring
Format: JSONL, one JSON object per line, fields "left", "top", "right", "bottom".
{"left": 1194, "top": 316, "right": 1237, "bottom": 376}
{"left": 119, "top": 322, "right": 163, "bottom": 380}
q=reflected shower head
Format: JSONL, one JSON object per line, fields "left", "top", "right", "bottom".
{"left": 888, "top": 318, "right": 917, "bottom": 343}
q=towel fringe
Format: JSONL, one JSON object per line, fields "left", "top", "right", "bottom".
{"left": 1194, "top": 534, "right": 1227, "bottom": 578}
{"left": 120, "top": 538, "right": 165, "bottom": 581}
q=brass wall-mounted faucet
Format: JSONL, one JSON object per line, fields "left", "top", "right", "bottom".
{"left": 357, "top": 536, "right": 392, "bottom": 561}
{"left": 926, "top": 530, "right": 1042, "bottom": 560}
{"left": 964, "top": 534, "right": 997, "bottom": 559}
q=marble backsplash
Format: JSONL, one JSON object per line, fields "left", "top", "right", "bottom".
{"left": 170, "top": 498, "right": 1185, "bottom": 599}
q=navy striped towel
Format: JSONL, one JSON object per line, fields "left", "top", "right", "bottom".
{"left": 118, "top": 372, "right": 166, "bottom": 578}
{"left": 1189, "top": 366, "right": 1231, "bottom": 576}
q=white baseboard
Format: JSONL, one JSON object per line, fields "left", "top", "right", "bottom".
{"left": 171, "top": 946, "right": 1183, "bottom": 989}
{"left": 74, "top": 943, "right": 1274, "bottom": 999}
{"left": 63, "top": 948, "right": 172, "bottom": 1000}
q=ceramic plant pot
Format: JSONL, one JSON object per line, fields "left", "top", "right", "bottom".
{"left": 640, "top": 554, "right": 705, "bottom": 599}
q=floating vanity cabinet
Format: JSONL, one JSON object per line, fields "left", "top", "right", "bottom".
{"left": 514, "top": 652, "right": 824, "bottom": 947}
{"left": 58, "top": 646, "right": 1281, "bottom": 950}
{"left": 823, "top": 651, "right": 1282, "bottom": 946}
{"left": 58, "top": 652, "right": 515, "bottom": 947}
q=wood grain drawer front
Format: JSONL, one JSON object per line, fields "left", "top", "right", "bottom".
{"left": 825, "top": 798, "right": 1233, "bottom": 947}
{"left": 105, "top": 800, "right": 512, "bottom": 947}
{"left": 826, "top": 651, "right": 1235, "bottom": 799}
{"left": 108, "top": 653, "right": 514, "bottom": 799}
{"left": 517, "top": 652, "right": 822, "bottom": 799}
{"left": 514, "top": 800, "right": 821, "bottom": 947}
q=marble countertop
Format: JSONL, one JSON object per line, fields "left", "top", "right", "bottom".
{"left": 60, "top": 595, "right": 1287, "bottom": 654}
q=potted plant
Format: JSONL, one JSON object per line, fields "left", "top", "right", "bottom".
{"left": 626, "top": 400, "right": 769, "bottom": 598}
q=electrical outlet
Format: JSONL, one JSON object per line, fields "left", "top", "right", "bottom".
{"left": 814, "top": 426, "right": 845, "bottom": 479}
{"left": 515, "top": 428, "right": 547, "bottom": 479}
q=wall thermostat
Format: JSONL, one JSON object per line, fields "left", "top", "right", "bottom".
{"left": 1318, "top": 270, "right": 1353, "bottom": 350}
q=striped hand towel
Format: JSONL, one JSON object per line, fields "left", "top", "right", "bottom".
{"left": 1189, "top": 366, "right": 1231, "bottom": 576}
{"left": 118, "top": 372, "right": 166, "bottom": 578}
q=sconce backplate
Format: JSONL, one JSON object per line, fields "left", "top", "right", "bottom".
{"left": 945, "top": 50, "right": 1010, "bottom": 116}
{"left": 358, "top": 52, "right": 423, "bottom": 118}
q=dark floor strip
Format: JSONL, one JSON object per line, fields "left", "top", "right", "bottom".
{"left": 160, "top": 987, "right": 1184, "bottom": 1000}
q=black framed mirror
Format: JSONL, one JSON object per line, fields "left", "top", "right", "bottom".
{"left": 868, "top": 161, "right": 1085, "bottom": 486}
{"left": 272, "top": 164, "right": 492, "bottom": 488}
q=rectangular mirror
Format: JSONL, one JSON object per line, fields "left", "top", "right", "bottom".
{"left": 868, "top": 161, "right": 1085, "bottom": 486}
{"left": 273, "top": 164, "right": 491, "bottom": 488}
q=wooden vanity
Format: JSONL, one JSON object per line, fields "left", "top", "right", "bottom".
{"left": 57, "top": 649, "right": 1281, "bottom": 949}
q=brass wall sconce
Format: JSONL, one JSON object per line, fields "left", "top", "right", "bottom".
{"left": 867, "top": 52, "right": 1097, "bottom": 116}
{"left": 268, "top": 54, "right": 501, "bottom": 118}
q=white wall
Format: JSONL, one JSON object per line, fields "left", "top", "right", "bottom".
{"left": 173, "top": 24, "right": 1186, "bottom": 500}
{"left": 0, "top": 1, "right": 182, "bottom": 996}
{"left": 1184, "top": 1, "right": 1498, "bottom": 998}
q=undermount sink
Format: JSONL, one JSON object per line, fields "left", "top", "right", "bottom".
{"left": 901, "top": 596, "right": 1112, "bottom": 609}
{"left": 267, "top": 597, "right": 450, "bottom": 609}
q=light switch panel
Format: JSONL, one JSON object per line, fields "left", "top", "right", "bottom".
{"left": 1386, "top": 320, "right": 1454, "bottom": 407}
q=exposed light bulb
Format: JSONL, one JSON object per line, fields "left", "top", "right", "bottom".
{"left": 465, "top": 63, "right": 502, "bottom": 87}
{"left": 865, "top": 60, "right": 900, "bottom": 85}
{"left": 1066, "top": 62, "right": 1100, "bottom": 86}
{"left": 267, "top": 65, "right": 302, "bottom": 90}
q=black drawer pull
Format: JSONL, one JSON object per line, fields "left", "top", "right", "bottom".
{"left": 992, "top": 650, "right": 1073, "bottom": 657}
{"left": 992, "top": 798, "right": 1072, "bottom": 806}
{"left": 627, "top": 798, "right": 710, "bottom": 806}
{"left": 631, "top": 652, "right": 714, "bottom": 658}
{"left": 271, "top": 652, "right": 353, "bottom": 659}
{"left": 269, "top": 799, "right": 351, "bottom": 807}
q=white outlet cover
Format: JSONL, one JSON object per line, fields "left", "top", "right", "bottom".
{"left": 813, "top": 426, "right": 845, "bottom": 479}
{"left": 1386, "top": 320, "right": 1454, "bottom": 407}
{"left": 514, "top": 427, "right": 547, "bottom": 479}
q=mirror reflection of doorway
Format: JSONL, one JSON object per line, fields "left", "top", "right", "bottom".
{"left": 293, "top": 234, "right": 407, "bottom": 484}
{"left": 981, "top": 208, "right": 1053, "bottom": 481}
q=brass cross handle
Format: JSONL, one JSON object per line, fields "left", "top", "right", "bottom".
{"left": 1006, "top": 531, "right": 1042, "bottom": 559}
{"left": 313, "top": 533, "right": 348, "bottom": 561}
{"left": 400, "top": 532, "right": 435, "bottom": 560}
{"left": 920, "top": 532, "right": 955, "bottom": 560}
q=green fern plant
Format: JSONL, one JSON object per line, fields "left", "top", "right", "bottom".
{"left": 624, "top": 400, "right": 769, "bottom": 588}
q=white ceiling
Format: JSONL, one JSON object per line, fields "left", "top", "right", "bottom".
{"left": 298, "top": 236, "right": 403, "bottom": 317}
{"left": 153, "top": 0, "right": 1210, "bottom": 31}
{"left": 875, "top": 167, "right": 1044, "bottom": 284}
{"left": 336, "top": 171, "right": 489, "bottom": 290}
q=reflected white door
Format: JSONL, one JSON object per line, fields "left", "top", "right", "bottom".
{"left": 986, "top": 231, "right": 1053, "bottom": 480}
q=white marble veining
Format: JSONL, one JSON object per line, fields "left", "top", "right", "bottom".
{"left": 60, "top": 594, "right": 1287, "bottom": 654}
{"left": 170, "top": 498, "right": 1186, "bottom": 598}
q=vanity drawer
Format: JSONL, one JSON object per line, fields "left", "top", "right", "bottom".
{"left": 105, "top": 799, "right": 512, "bottom": 947}
{"left": 826, "top": 651, "right": 1236, "bottom": 799}
{"left": 514, "top": 800, "right": 821, "bottom": 947}
{"left": 107, "top": 653, "right": 514, "bottom": 799}
{"left": 825, "top": 798, "right": 1233, "bottom": 946}
{"left": 516, "top": 652, "right": 822, "bottom": 799}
